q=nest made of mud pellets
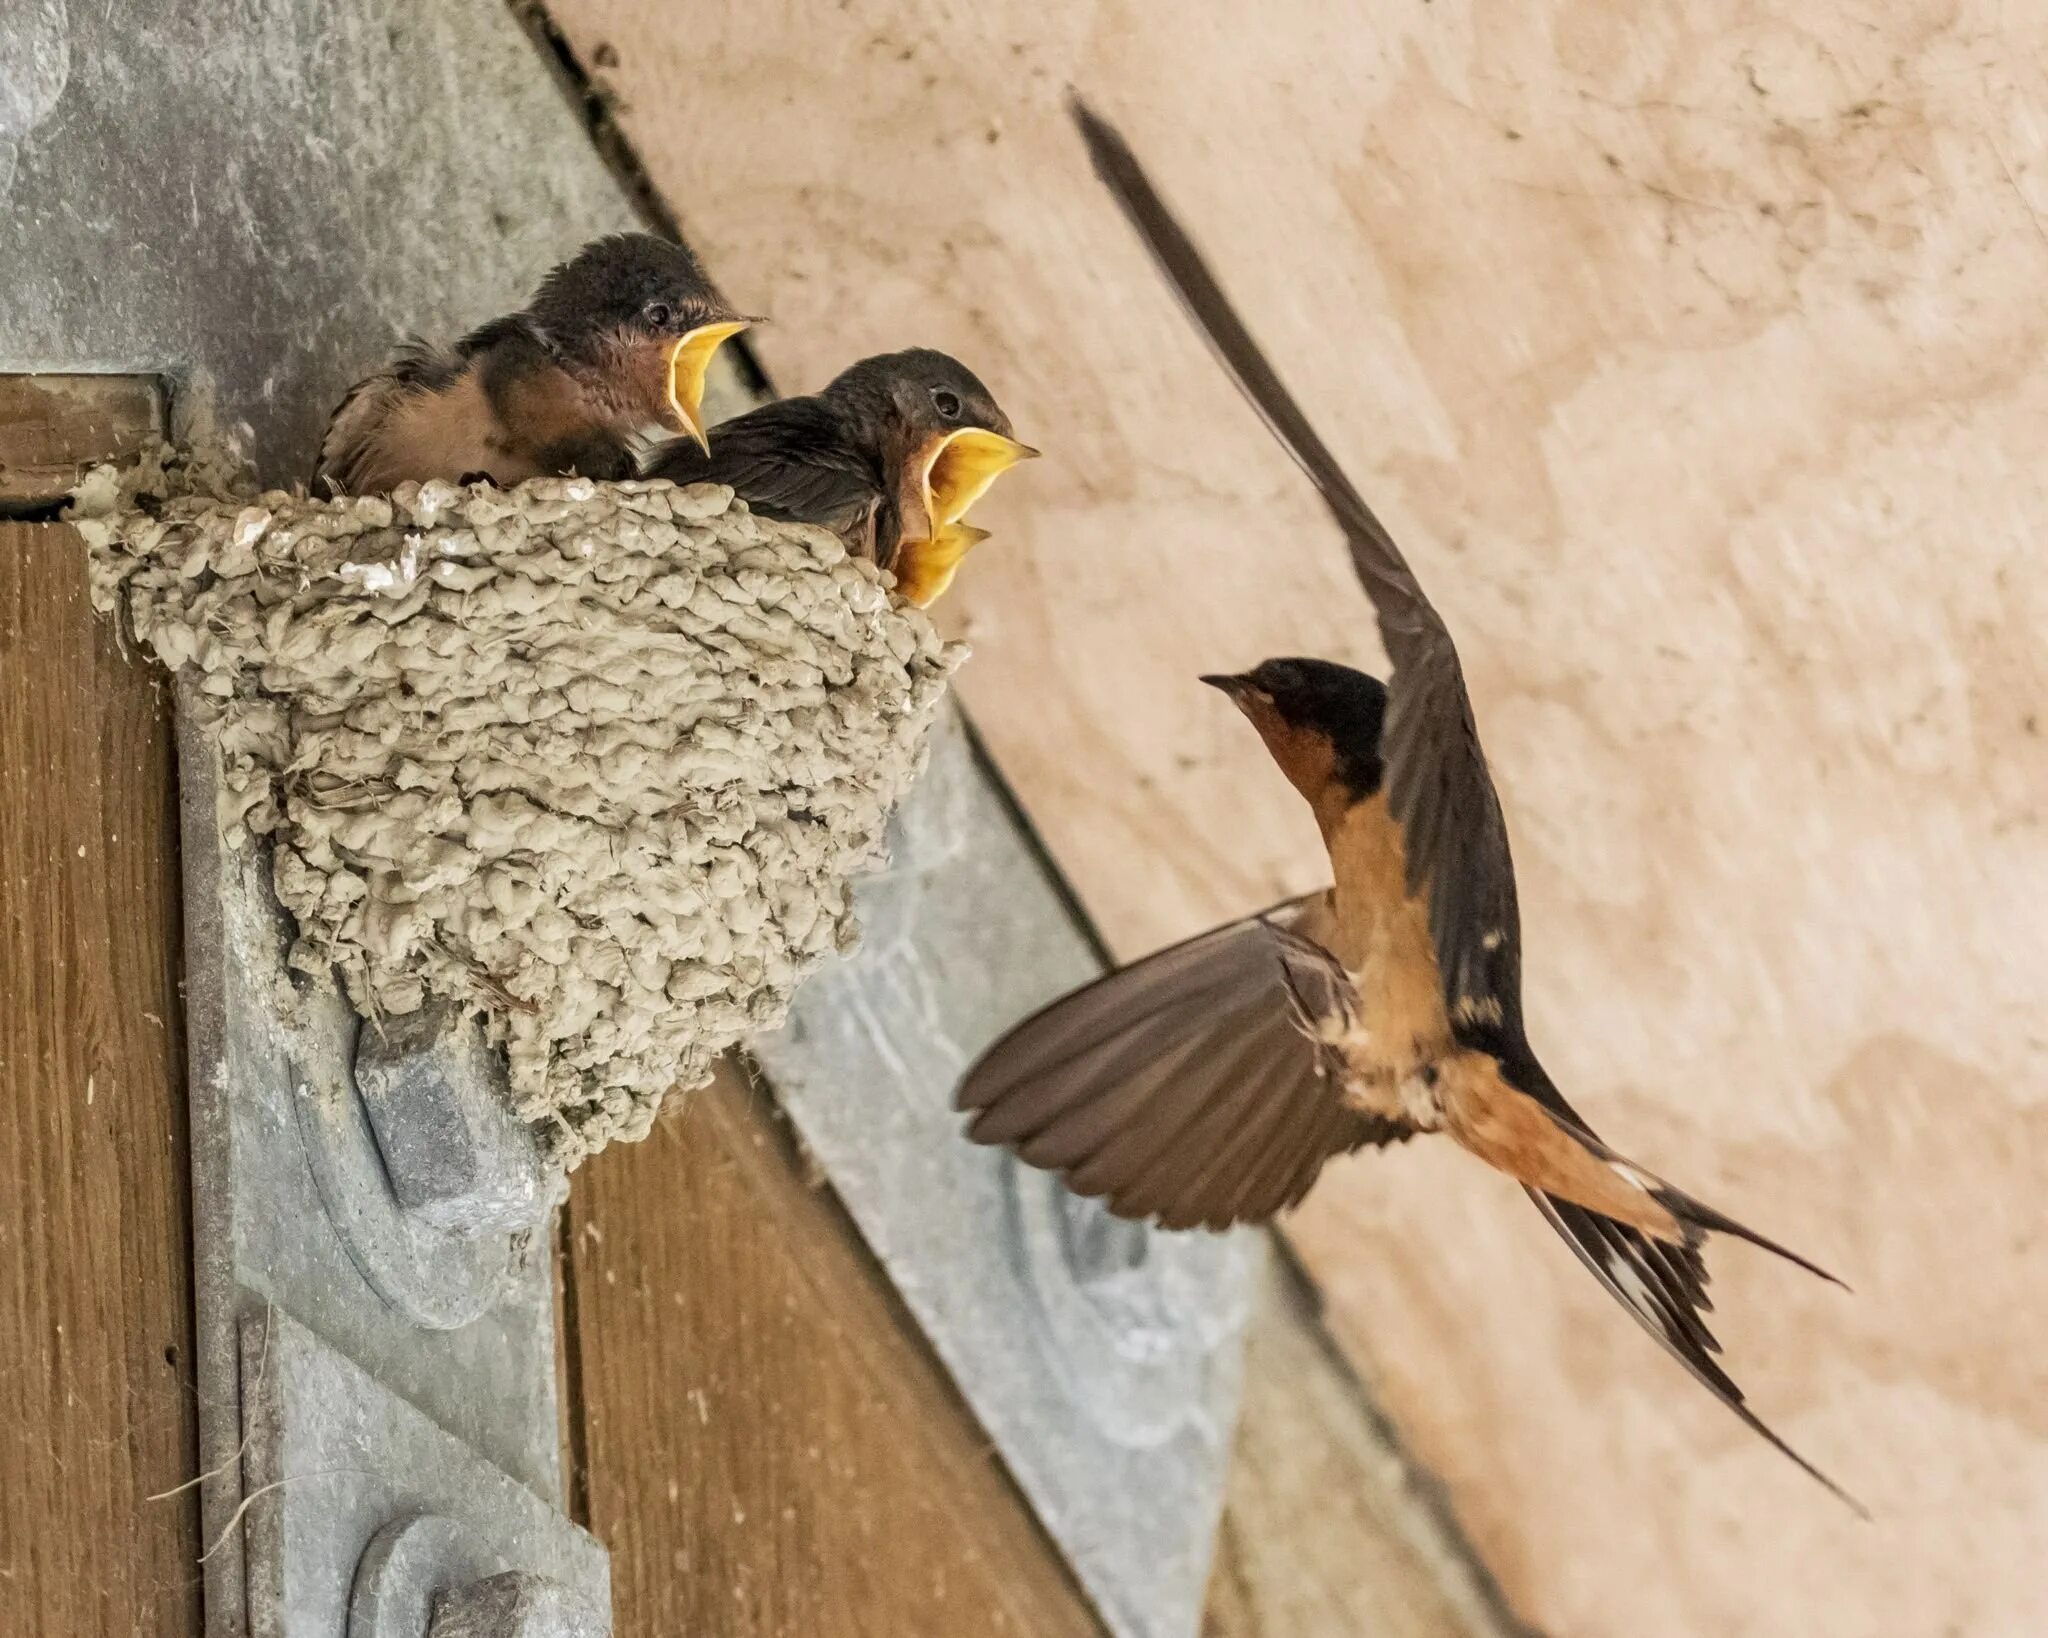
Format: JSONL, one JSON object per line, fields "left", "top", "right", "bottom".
{"left": 78, "top": 455, "right": 962, "bottom": 1162}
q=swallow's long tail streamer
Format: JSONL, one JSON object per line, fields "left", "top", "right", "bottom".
{"left": 1532, "top": 1190, "right": 1870, "bottom": 1518}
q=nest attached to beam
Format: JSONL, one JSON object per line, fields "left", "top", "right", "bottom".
{"left": 78, "top": 449, "right": 961, "bottom": 1162}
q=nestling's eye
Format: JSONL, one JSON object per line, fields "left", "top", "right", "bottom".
{"left": 931, "top": 388, "right": 962, "bottom": 420}
{"left": 643, "top": 300, "right": 675, "bottom": 328}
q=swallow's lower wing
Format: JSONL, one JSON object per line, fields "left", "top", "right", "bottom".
{"left": 641, "top": 400, "right": 883, "bottom": 550}
{"left": 956, "top": 894, "right": 1413, "bottom": 1231}
{"left": 1072, "top": 96, "right": 1523, "bottom": 1036}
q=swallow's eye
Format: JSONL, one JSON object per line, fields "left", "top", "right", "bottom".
{"left": 931, "top": 388, "right": 962, "bottom": 420}
{"left": 1257, "top": 661, "right": 1309, "bottom": 700}
{"left": 643, "top": 300, "right": 675, "bottom": 328}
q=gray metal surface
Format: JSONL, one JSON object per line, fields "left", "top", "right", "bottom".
{"left": 301, "top": 1006, "right": 553, "bottom": 1332}
{"left": 354, "top": 1008, "right": 555, "bottom": 1234}
{"left": 755, "top": 710, "right": 1260, "bottom": 1638}
{"left": 349, "top": 1517, "right": 500, "bottom": 1638}
{"left": 179, "top": 699, "right": 569, "bottom": 1637}
{"left": 426, "top": 1573, "right": 605, "bottom": 1638}
{"left": 241, "top": 1311, "right": 608, "bottom": 1638}
{"left": 0, "top": 0, "right": 753, "bottom": 479}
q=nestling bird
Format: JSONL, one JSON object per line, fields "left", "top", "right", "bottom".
{"left": 957, "top": 95, "right": 1860, "bottom": 1511}
{"left": 640, "top": 347, "right": 1036, "bottom": 594}
{"left": 314, "top": 232, "right": 753, "bottom": 495}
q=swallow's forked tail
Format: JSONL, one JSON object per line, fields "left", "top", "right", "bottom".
{"left": 1426, "top": 1051, "right": 1864, "bottom": 1512}
{"left": 1534, "top": 1187, "right": 1868, "bottom": 1519}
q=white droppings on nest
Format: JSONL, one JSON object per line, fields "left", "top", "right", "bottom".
{"left": 78, "top": 448, "right": 963, "bottom": 1162}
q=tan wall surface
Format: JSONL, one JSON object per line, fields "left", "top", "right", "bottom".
{"left": 551, "top": 3, "right": 2048, "bottom": 1633}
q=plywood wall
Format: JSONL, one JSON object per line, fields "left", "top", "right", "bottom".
{"left": 549, "top": 4, "right": 2048, "bottom": 1633}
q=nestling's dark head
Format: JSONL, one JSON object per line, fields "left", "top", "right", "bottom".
{"left": 821, "top": 347, "right": 1017, "bottom": 444}
{"left": 823, "top": 348, "right": 1038, "bottom": 547}
{"left": 526, "top": 233, "right": 756, "bottom": 445}
{"left": 527, "top": 233, "right": 735, "bottom": 350}
{"left": 1202, "top": 657, "right": 1388, "bottom": 806}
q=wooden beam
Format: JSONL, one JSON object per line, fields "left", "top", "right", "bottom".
{"left": 1203, "top": 1257, "right": 1519, "bottom": 1638}
{"left": 0, "top": 375, "right": 165, "bottom": 509}
{"left": 564, "top": 1061, "right": 1106, "bottom": 1638}
{"left": 0, "top": 377, "right": 199, "bottom": 1635}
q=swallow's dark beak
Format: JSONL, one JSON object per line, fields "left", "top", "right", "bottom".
{"left": 1200, "top": 672, "right": 1252, "bottom": 699}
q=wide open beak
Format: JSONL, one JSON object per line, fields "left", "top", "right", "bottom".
{"left": 896, "top": 521, "right": 991, "bottom": 609}
{"left": 918, "top": 426, "right": 1039, "bottom": 532}
{"left": 665, "top": 320, "right": 753, "bottom": 452}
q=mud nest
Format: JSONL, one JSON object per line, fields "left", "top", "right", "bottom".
{"left": 78, "top": 449, "right": 961, "bottom": 1162}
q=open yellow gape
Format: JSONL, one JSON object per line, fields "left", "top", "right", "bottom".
{"left": 899, "top": 426, "right": 1038, "bottom": 608}
{"left": 665, "top": 320, "right": 753, "bottom": 452}
{"left": 894, "top": 521, "right": 991, "bottom": 609}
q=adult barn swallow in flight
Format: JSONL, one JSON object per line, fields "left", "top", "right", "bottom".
{"left": 956, "top": 97, "right": 1859, "bottom": 1510}
{"left": 641, "top": 347, "right": 1035, "bottom": 598}
{"left": 315, "top": 232, "right": 752, "bottom": 495}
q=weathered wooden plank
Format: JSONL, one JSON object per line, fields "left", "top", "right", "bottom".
{"left": 1202, "top": 1257, "right": 1517, "bottom": 1638}
{"left": 565, "top": 1060, "right": 1106, "bottom": 1638}
{"left": 0, "top": 376, "right": 164, "bottom": 506}
{"left": 0, "top": 513, "right": 200, "bottom": 1634}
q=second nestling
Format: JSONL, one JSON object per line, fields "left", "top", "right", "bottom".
{"left": 641, "top": 348, "right": 1037, "bottom": 608}
{"left": 314, "top": 232, "right": 1035, "bottom": 608}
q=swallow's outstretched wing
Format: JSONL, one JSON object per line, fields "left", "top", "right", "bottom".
{"left": 642, "top": 399, "right": 886, "bottom": 557}
{"left": 1071, "top": 96, "right": 1520, "bottom": 1041}
{"left": 1071, "top": 94, "right": 1859, "bottom": 1511}
{"left": 958, "top": 894, "right": 1414, "bottom": 1230}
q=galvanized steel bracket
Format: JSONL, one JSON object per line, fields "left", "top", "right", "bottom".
{"left": 755, "top": 709, "right": 1258, "bottom": 1638}
{"left": 178, "top": 692, "right": 606, "bottom": 1638}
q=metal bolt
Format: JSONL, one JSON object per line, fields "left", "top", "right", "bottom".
{"left": 428, "top": 1571, "right": 606, "bottom": 1638}
{"left": 349, "top": 1519, "right": 608, "bottom": 1638}
{"left": 351, "top": 1004, "right": 551, "bottom": 1236}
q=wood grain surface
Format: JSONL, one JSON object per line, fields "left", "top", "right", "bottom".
{"left": 1202, "top": 1255, "right": 1514, "bottom": 1638}
{"left": 540, "top": 7, "right": 2048, "bottom": 1633}
{"left": 0, "top": 376, "right": 164, "bottom": 508}
{"left": 563, "top": 1059, "right": 1105, "bottom": 1638}
{"left": 1, "top": 376, "right": 199, "bottom": 1635}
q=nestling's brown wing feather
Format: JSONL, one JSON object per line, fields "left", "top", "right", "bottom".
{"left": 314, "top": 373, "right": 408, "bottom": 497}
{"left": 956, "top": 894, "right": 1413, "bottom": 1231}
{"left": 314, "top": 338, "right": 464, "bottom": 496}
{"left": 1070, "top": 94, "right": 1523, "bottom": 1046}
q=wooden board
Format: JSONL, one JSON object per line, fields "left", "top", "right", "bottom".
{"left": 1202, "top": 1256, "right": 1512, "bottom": 1638}
{"left": 545, "top": 6, "right": 2048, "bottom": 1633}
{"left": 0, "top": 503, "right": 200, "bottom": 1632}
{"left": 0, "top": 376, "right": 164, "bottom": 508}
{"left": 563, "top": 1060, "right": 1105, "bottom": 1638}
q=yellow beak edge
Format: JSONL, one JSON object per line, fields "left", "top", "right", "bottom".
{"left": 666, "top": 320, "right": 753, "bottom": 453}
{"left": 898, "top": 521, "right": 992, "bottom": 609}
{"left": 920, "top": 427, "right": 1039, "bottom": 531}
